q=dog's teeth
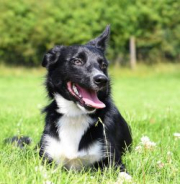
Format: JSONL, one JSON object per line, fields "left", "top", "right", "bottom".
{"left": 73, "top": 84, "right": 79, "bottom": 96}
{"left": 72, "top": 84, "right": 82, "bottom": 98}
{"left": 72, "top": 84, "right": 77, "bottom": 92}
{"left": 75, "top": 90, "right": 79, "bottom": 95}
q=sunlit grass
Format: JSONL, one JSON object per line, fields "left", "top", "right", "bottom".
{"left": 0, "top": 64, "right": 180, "bottom": 183}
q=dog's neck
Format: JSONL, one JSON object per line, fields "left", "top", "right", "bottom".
{"left": 54, "top": 94, "right": 96, "bottom": 117}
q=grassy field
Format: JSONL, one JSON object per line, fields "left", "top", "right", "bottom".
{"left": 0, "top": 64, "right": 180, "bottom": 184}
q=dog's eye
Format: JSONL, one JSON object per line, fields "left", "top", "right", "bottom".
{"left": 101, "top": 63, "right": 107, "bottom": 70}
{"left": 72, "top": 58, "right": 83, "bottom": 66}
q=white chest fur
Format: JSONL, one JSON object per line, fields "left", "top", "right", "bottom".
{"left": 44, "top": 108, "right": 104, "bottom": 170}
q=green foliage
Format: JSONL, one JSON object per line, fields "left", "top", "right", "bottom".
{"left": 0, "top": 0, "right": 180, "bottom": 65}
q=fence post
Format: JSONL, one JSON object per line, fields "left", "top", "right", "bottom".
{"left": 130, "top": 36, "right": 136, "bottom": 69}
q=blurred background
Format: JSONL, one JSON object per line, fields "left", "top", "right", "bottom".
{"left": 0, "top": 0, "right": 180, "bottom": 67}
{"left": 0, "top": 1, "right": 180, "bottom": 183}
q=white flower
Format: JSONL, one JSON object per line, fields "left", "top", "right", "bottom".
{"left": 140, "top": 136, "right": 156, "bottom": 149}
{"left": 43, "top": 173, "right": 48, "bottom": 179}
{"left": 167, "top": 151, "right": 172, "bottom": 156}
{"left": 135, "top": 136, "right": 156, "bottom": 153}
{"left": 135, "top": 145, "right": 142, "bottom": 153}
{"left": 140, "top": 136, "right": 150, "bottom": 144}
{"left": 144, "top": 141, "right": 156, "bottom": 149}
{"left": 43, "top": 181, "right": 54, "bottom": 184}
{"left": 115, "top": 172, "right": 133, "bottom": 184}
{"left": 35, "top": 166, "right": 49, "bottom": 179}
{"left": 35, "top": 166, "right": 44, "bottom": 172}
{"left": 173, "top": 133, "right": 180, "bottom": 139}
{"left": 157, "top": 161, "right": 165, "bottom": 169}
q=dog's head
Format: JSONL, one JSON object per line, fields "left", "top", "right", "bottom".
{"left": 42, "top": 26, "right": 111, "bottom": 113}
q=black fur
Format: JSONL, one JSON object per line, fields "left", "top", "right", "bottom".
{"left": 4, "top": 136, "right": 32, "bottom": 148}
{"left": 39, "top": 25, "right": 132, "bottom": 171}
{"left": 6, "top": 26, "right": 132, "bottom": 171}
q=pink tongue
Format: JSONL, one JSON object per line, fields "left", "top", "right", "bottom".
{"left": 76, "top": 84, "right": 106, "bottom": 109}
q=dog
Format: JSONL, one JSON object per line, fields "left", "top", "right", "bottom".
{"left": 39, "top": 25, "right": 132, "bottom": 171}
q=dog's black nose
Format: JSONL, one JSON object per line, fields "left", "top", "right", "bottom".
{"left": 93, "top": 75, "right": 108, "bottom": 87}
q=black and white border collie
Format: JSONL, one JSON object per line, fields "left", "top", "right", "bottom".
{"left": 39, "top": 25, "right": 132, "bottom": 171}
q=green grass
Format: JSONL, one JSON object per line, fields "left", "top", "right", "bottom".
{"left": 0, "top": 64, "right": 180, "bottom": 184}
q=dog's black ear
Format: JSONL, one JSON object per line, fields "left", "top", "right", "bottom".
{"left": 42, "top": 46, "right": 64, "bottom": 68}
{"left": 87, "top": 25, "right": 110, "bottom": 52}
